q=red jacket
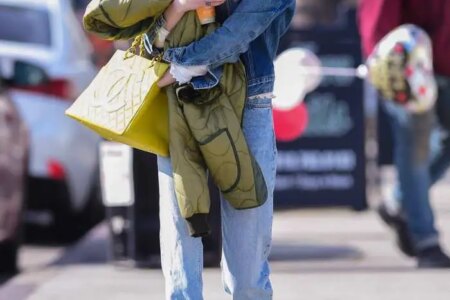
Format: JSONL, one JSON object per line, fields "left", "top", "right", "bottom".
{"left": 358, "top": 0, "right": 450, "bottom": 77}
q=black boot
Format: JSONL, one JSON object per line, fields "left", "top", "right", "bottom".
{"left": 377, "top": 203, "right": 416, "bottom": 257}
{"left": 417, "top": 245, "right": 450, "bottom": 269}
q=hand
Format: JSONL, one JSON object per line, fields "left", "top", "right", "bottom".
{"left": 157, "top": 70, "right": 176, "bottom": 88}
{"left": 173, "top": 0, "right": 226, "bottom": 13}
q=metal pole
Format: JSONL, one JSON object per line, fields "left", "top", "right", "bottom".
{"left": 298, "top": 65, "right": 368, "bottom": 79}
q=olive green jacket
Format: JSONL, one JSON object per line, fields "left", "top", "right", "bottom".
{"left": 84, "top": 0, "right": 267, "bottom": 237}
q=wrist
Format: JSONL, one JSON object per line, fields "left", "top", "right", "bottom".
{"left": 164, "top": 0, "right": 186, "bottom": 31}
{"left": 171, "top": 0, "right": 187, "bottom": 14}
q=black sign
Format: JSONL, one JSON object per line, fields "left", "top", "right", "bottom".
{"left": 274, "top": 25, "right": 367, "bottom": 210}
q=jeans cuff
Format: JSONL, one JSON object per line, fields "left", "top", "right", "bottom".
{"left": 416, "top": 235, "right": 440, "bottom": 251}
{"left": 186, "top": 213, "right": 210, "bottom": 238}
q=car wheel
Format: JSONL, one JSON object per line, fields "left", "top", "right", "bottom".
{"left": 54, "top": 175, "right": 104, "bottom": 243}
{"left": 24, "top": 177, "right": 71, "bottom": 243}
{"left": 76, "top": 179, "right": 105, "bottom": 233}
{"left": 53, "top": 210, "right": 78, "bottom": 243}
{"left": 0, "top": 241, "right": 19, "bottom": 274}
{"left": 0, "top": 156, "right": 28, "bottom": 274}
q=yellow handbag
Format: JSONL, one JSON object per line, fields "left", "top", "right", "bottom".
{"left": 65, "top": 47, "right": 170, "bottom": 157}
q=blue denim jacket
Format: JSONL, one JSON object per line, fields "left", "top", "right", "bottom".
{"left": 145, "top": 0, "right": 295, "bottom": 97}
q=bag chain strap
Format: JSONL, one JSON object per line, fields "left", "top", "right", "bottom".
{"left": 124, "top": 35, "right": 163, "bottom": 66}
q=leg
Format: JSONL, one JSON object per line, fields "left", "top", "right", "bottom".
{"left": 220, "top": 97, "right": 277, "bottom": 300}
{"left": 429, "top": 131, "right": 450, "bottom": 185}
{"left": 158, "top": 156, "right": 204, "bottom": 300}
{"left": 429, "top": 77, "right": 450, "bottom": 185}
{"left": 383, "top": 101, "right": 439, "bottom": 250}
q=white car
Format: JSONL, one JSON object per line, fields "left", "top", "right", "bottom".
{"left": 0, "top": 0, "right": 103, "bottom": 241}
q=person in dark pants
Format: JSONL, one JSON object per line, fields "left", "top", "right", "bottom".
{"left": 359, "top": 0, "right": 450, "bottom": 268}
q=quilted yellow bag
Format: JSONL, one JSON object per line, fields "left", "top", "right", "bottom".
{"left": 65, "top": 46, "right": 170, "bottom": 157}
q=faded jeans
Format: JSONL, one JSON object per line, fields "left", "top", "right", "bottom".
{"left": 383, "top": 76, "right": 450, "bottom": 250}
{"left": 157, "top": 97, "right": 277, "bottom": 299}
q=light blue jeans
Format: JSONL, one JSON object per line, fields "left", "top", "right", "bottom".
{"left": 157, "top": 97, "right": 277, "bottom": 300}
{"left": 383, "top": 76, "right": 450, "bottom": 250}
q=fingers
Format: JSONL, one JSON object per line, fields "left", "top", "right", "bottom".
{"left": 157, "top": 71, "right": 176, "bottom": 88}
{"left": 206, "top": 0, "right": 226, "bottom": 7}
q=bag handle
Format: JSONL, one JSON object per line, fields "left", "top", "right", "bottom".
{"left": 124, "top": 35, "right": 145, "bottom": 58}
{"left": 124, "top": 34, "right": 163, "bottom": 64}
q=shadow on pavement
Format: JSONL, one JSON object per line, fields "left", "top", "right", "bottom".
{"left": 270, "top": 243, "right": 363, "bottom": 261}
{"left": 274, "top": 265, "right": 416, "bottom": 274}
{"left": 269, "top": 243, "right": 418, "bottom": 273}
{"left": 51, "top": 224, "right": 108, "bottom": 266}
{"left": 0, "top": 274, "right": 13, "bottom": 285}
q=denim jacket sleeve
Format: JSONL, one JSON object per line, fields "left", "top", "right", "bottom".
{"left": 162, "top": 0, "right": 296, "bottom": 67}
{"left": 144, "top": 15, "right": 229, "bottom": 89}
{"left": 189, "top": 66, "right": 223, "bottom": 89}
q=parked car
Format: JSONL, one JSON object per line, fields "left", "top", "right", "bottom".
{"left": 0, "top": 0, "right": 103, "bottom": 241}
{"left": 0, "top": 61, "right": 30, "bottom": 273}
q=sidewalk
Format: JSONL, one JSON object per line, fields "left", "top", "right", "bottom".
{"left": 3, "top": 171, "right": 450, "bottom": 300}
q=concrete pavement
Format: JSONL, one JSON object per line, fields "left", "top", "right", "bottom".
{"left": 2, "top": 169, "right": 450, "bottom": 300}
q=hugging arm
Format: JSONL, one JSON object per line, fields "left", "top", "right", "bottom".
{"left": 163, "top": 0, "right": 296, "bottom": 68}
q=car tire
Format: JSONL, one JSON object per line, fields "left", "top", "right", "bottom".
{"left": 24, "top": 177, "right": 71, "bottom": 243}
{"left": 54, "top": 174, "right": 104, "bottom": 243}
{"left": 0, "top": 241, "right": 19, "bottom": 274}
{"left": 0, "top": 157, "right": 28, "bottom": 274}
{"left": 76, "top": 179, "right": 105, "bottom": 233}
{"left": 53, "top": 201, "right": 78, "bottom": 243}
